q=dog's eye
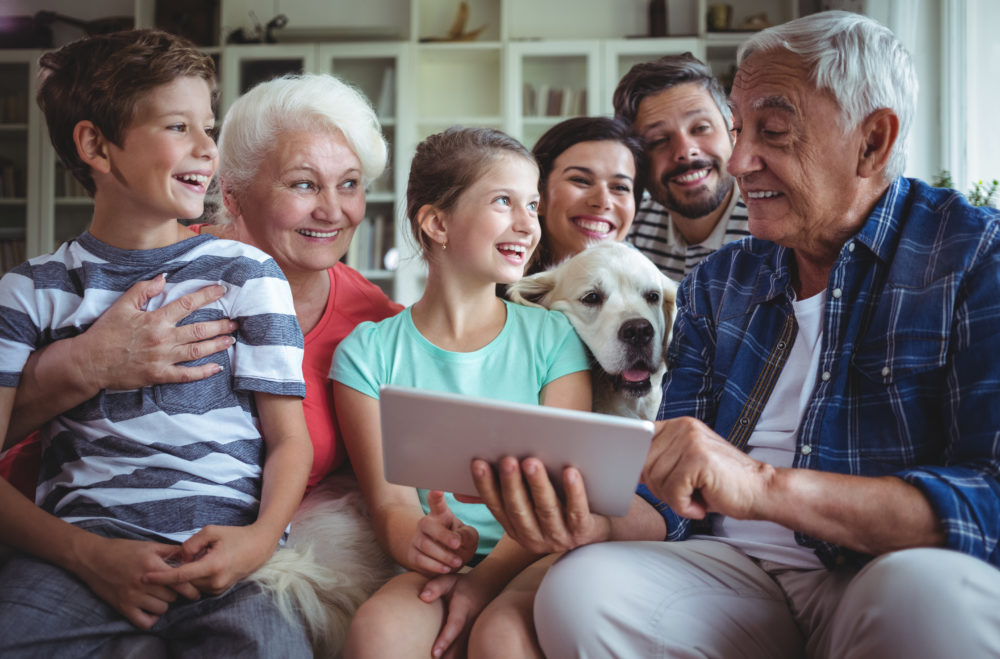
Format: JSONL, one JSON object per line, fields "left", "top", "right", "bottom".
{"left": 644, "top": 291, "right": 661, "bottom": 304}
{"left": 580, "top": 291, "right": 605, "bottom": 306}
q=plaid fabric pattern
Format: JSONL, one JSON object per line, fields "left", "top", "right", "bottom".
{"left": 641, "top": 177, "right": 1000, "bottom": 568}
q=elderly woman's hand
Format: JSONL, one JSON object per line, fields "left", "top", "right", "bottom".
{"left": 7, "top": 274, "right": 237, "bottom": 443}
{"left": 70, "top": 274, "right": 237, "bottom": 391}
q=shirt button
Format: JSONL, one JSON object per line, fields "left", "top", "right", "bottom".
{"left": 881, "top": 366, "right": 890, "bottom": 377}
{"left": 739, "top": 417, "right": 749, "bottom": 425}
{"left": 848, "top": 242, "right": 856, "bottom": 252}
{"left": 832, "top": 288, "right": 843, "bottom": 299}
{"left": 821, "top": 371, "right": 831, "bottom": 381}
{"left": 801, "top": 445, "right": 812, "bottom": 455}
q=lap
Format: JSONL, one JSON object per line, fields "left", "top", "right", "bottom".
{"left": 0, "top": 531, "right": 309, "bottom": 659}
{"left": 535, "top": 539, "right": 804, "bottom": 659}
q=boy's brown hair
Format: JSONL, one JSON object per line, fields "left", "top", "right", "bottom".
{"left": 36, "top": 29, "right": 216, "bottom": 197}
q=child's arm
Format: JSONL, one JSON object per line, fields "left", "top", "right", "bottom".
{"left": 420, "top": 370, "right": 593, "bottom": 655}
{"left": 421, "top": 533, "right": 542, "bottom": 657}
{"left": 145, "top": 393, "right": 312, "bottom": 595}
{"left": 0, "top": 388, "right": 199, "bottom": 629}
{"left": 6, "top": 276, "right": 234, "bottom": 445}
{"left": 334, "top": 382, "right": 478, "bottom": 574}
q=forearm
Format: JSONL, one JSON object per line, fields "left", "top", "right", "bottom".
{"left": 7, "top": 339, "right": 97, "bottom": 446}
{"left": 0, "top": 473, "right": 99, "bottom": 574}
{"left": 254, "top": 396, "right": 312, "bottom": 544}
{"left": 759, "top": 469, "right": 945, "bottom": 556}
{"left": 464, "top": 534, "right": 541, "bottom": 596}
{"left": 606, "top": 493, "right": 668, "bottom": 542}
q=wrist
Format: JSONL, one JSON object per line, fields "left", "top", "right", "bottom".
{"left": 60, "top": 334, "right": 104, "bottom": 395}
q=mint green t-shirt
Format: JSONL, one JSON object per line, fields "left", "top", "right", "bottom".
{"left": 331, "top": 299, "right": 590, "bottom": 556}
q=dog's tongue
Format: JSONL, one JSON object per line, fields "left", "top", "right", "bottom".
{"left": 622, "top": 369, "right": 651, "bottom": 382}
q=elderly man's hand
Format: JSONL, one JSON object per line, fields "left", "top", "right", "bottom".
{"left": 641, "top": 417, "right": 775, "bottom": 521}
{"left": 470, "top": 456, "right": 612, "bottom": 554}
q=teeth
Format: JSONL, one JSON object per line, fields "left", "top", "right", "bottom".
{"left": 498, "top": 243, "right": 526, "bottom": 254}
{"left": 575, "top": 219, "right": 613, "bottom": 234}
{"left": 747, "top": 190, "right": 780, "bottom": 199}
{"left": 299, "top": 229, "right": 340, "bottom": 238}
{"left": 674, "top": 168, "right": 709, "bottom": 184}
{"left": 177, "top": 174, "right": 210, "bottom": 185}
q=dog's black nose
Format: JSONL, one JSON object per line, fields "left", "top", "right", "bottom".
{"left": 619, "top": 319, "right": 654, "bottom": 346}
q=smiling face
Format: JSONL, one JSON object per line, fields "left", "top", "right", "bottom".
{"left": 538, "top": 140, "right": 637, "bottom": 264}
{"left": 101, "top": 76, "right": 217, "bottom": 227}
{"left": 226, "top": 128, "right": 366, "bottom": 280}
{"left": 634, "top": 83, "right": 735, "bottom": 223}
{"left": 441, "top": 153, "right": 541, "bottom": 286}
{"left": 727, "top": 49, "right": 866, "bottom": 260}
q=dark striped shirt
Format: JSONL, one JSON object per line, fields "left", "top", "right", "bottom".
{"left": 627, "top": 192, "right": 750, "bottom": 282}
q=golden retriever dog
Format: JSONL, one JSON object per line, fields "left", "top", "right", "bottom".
{"left": 508, "top": 242, "right": 677, "bottom": 420}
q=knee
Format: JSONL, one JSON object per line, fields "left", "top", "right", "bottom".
{"left": 534, "top": 544, "right": 631, "bottom": 653}
{"left": 832, "top": 549, "right": 1000, "bottom": 657}
{"left": 468, "top": 606, "right": 536, "bottom": 659}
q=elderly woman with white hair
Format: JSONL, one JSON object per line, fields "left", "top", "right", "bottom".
{"left": 2, "top": 73, "right": 402, "bottom": 653}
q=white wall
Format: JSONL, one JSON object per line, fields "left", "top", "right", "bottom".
{"left": 966, "top": 0, "right": 1000, "bottom": 185}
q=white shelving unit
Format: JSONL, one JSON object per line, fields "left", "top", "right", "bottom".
{"left": 15, "top": 0, "right": 800, "bottom": 302}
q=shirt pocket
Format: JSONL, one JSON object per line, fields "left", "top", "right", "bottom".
{"left": 152, "top": 349, "right": 238, "bottom": 414}
{"left": 852, "top": 275, "right": 956, "bottom": 383}
{"left": 849, "top": 277, "right": 955, "bottom": 467}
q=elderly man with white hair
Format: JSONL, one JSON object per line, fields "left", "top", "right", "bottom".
{"left": 469, "top": 10, "right": 1000, "bottom": 658}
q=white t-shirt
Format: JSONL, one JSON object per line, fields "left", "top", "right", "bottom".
{"left": 705, "top": 290, "right": 827, "bottom": 569}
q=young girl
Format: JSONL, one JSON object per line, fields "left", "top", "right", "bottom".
{"left": 331, "top": 127, "right": 592, "bottom": 658}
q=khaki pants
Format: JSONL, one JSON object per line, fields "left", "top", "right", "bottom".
{"left": 535, "top": 539, "right": 1000, "bottom": 658}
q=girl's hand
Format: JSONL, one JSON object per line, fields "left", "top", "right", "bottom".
{"left": 142, "top": 524, "right": 278, "bottom": 596}
{"left": 419, "top": 572, "right": 493, "bottom": 659}
{"left": 408, "top": 490, "right": 479, "bottom": 576}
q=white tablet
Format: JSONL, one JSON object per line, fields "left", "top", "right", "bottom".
{"left": 378, "top": 385, "right": 655, "bottom": 517}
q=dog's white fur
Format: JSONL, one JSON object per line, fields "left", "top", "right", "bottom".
{"left": 509, "top": 242, "right": 677, "bottom": 420}
{"left": 251, "top": 469, "right": 398, "bottom": 658}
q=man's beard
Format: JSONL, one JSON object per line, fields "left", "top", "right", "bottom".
{"left": 652, "top": 159, "right": 735, "bottom": 219}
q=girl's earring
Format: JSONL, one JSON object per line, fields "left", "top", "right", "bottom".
{"left": 441, "top": 242, "right": 447, "bottom": 251}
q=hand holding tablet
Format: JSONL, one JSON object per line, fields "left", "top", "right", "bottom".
{"left": 378, "top": 385, "right": 654, "bottom": 517}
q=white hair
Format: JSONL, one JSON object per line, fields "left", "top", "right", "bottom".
{"left": 737, "top": 10, "right": 916, "bottom": 180}
{"left": 215, "top": 73, "right": 388, "bottom": 222}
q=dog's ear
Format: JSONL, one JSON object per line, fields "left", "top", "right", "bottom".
{"left": 508, "top": 269, "right": 559, "bottom": 308}
{"left": 660, "top": 273, "right": 679, "bottom": 351}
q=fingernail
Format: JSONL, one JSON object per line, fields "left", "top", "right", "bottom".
{"left": 525, "top": 461, "right": 536, "bottom": 475}
{"left": 566, "top": 469, "right": 578, "bottom": 484}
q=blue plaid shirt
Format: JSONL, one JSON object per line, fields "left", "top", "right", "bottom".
{"left": 641, "top": 177, "right": 1000, "bottom": 569}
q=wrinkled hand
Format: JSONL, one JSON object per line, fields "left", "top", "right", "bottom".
{"left": 470, "top": 456, "right": 610, "bottom": 554}
{"left": 72, "top": 275, "right": 236, "bottom": 390}
{"left": 142, "top": 524, "right": 277, "bottom": 597}
{"left": 409, "top": 491, "right": 479, "bottom": 576}
{"left": 641, "top": 417, "right": 774, "bottom": 520}
{"left": 419, "top": 572, "right": 492, "bottom": 659}
{"left": 75, "top": 536, "right": 201, "bottom": 630}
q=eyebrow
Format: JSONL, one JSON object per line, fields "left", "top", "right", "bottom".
{"left": 562, "top": 165, "right": 633, "bottom": 182}
{"left": 752, "top": 95, "right": 797, "bottom": 114}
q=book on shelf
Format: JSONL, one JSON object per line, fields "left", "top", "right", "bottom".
{"left": 545, "top": 87, "right": 564, "bottom": 117}
{"left": 522, "top": 83, "right": 538, "bottom": 117}
{"left": 0, "top": 158, "right": 24, "bottom": 199}
{"left": 376, "top": 66, "right": 396, "bottom": 118}
{"left": 0, "top": 234, "right": 26, "bottom": 274}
